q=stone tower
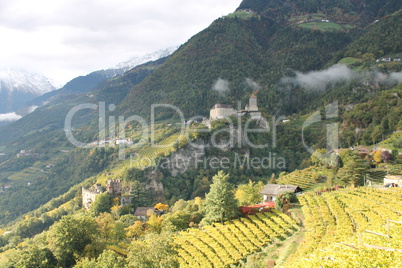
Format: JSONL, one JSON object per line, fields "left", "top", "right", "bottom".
{"left": 82, "top": 184, "right": 103, "bottom": 209}
{"left": 106, "top": 179, "right": 122, "bottom": 196}
{"left": 249, "top": 94, "right": 258, "bottom": 111}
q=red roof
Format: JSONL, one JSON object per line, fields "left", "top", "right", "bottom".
{"left": 241, "top": 202, "right": 275, "bottom": 209}
{"left": 239, "top": 203, "right": 274, "bottom": 216}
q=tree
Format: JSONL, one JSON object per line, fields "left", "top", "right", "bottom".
{"left": 373, "top": 150, "right": 382, "bottom": 163}
{"left": 310, "top": 148, "right": 328, "bottom": 166}
{"left": 126, "top": 233, "right": 179, "bottom": 268}
{"left": 203, "top": 171, "right": 239, "bottom": 224}
{"left": 47, "top": 215, "right": 99, "bottom": 267}
{"left": 337, "top": 150, "right": 368, "bottom": 186}
{"left": 235, "top": 180, "right": 265, "bottom": 206}
{"left": 119, "top": 214, "right": 137, "bottom": 227}
{"left": 90, "top": 192, "right": 112, "bottom": 216}
{"left": 162, "top": 210, "right": 192, "bottom": 231}
{"left": 131, "top": 180, "right": 150, "bottom": 208}
{"left": 362, "top": 52, "right": 375, "bottom": 67}
{"left": 96, "top": 212, "right": 116, "bottom": 242}
{"left": 275, "top": 192, "right": 297, "bottom": 212}
{"left": 111, "top": 204, "right": 123, "bottom": 219}
{"left": 171, "top": 199, "right": 188, "bottom": 213}
{"left": 75, "top": 250, "right": 126, "bottom": 268}
{"left": 392, "top": 149, "right": 399, "bottom": 160}
{"left": 268, "top": 173, "right": 277, "bottom": 184}
{"left": 146, "top": 214, "right": 164, "bottom": 234}
{"left": 125, "top": 221, "right": 145, "bottom": 240}
{"left": 154, "top": 203, "right": 169, "bottom": 211}
{"left": 6, "top": 245, "right": 57, "bottom": 268}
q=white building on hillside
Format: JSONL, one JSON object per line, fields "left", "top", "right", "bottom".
{"left": 210, "top": 94, "right": 262, "bottom": 120}
{"left": 210, "top": 104, "right": 237, "bottom": 120}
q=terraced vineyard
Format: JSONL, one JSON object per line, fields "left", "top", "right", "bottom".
{"left": 174, "top": 209, "right": 298, "bottom": 267}
{"left": 284, "top": 187, "right": 402, "bottom": 267}
{"left": 366, "top": 170, "right": 387, "bottom": 183}
{"left": 130, "top": 132, "right": 182, "bottom": 169}
{"left": 277, "top": 167, "right": 325, "bottom": 190}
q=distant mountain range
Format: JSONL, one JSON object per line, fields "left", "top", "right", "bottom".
{"left": 0, "top": 48, "right": 177, "bottom": 125}
{"left": 0, "top": 68, "right": 57, "bottom": 115}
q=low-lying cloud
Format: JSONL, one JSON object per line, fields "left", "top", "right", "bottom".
{"left": 245, "top": 78, "right": 261, "bottom": 91}
{"left": 0, "top": 112, "right": 22, "bottom": 122}
{"left": 281, "top": 64, "right": 402, "bottom": 91}
{"left": 212, "top": 78, "right": 230, "bottom": 96}
{"left": 388, "top": 72, "right": 402, "bottom": 83}
{"left": 281, "top": 64, "right": 354, "bottom": 91}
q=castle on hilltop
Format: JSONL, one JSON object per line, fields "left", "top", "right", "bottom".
{"left": 210, "top": 94, "right": 261, "bottom": 120}
{"left": 82, "top": 179, "right": 132, "bottom": 209}
{"left": 106, "top": 179, "right": 122, "bottom": 196}
{"left": 82, "top": 184, "right": 103, "bottom": 210}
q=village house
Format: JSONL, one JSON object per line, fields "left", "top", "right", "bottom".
{"left": 115, "top": 139, "right": 133, "bottom": 145}
{"left": 384, "top": 175, "right": 402, "bottom": 187}
{"left": 133, "top": 207, "right": 155, "bottom": 220}
{"left": 260, "top": 184, "right": 303, "bottom": 202}
{"left": 16, "top": 150, "right": 39, "bottom": 158}
{"left": 356, "top": 147, "right": 371, "bottom": 158}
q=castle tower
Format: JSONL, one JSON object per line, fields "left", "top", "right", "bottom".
{"left": 247, "top": 94, "right": 261, "bottom": 119}
{"left": 82, "top": 184, "right": 104, "bottom": 210}
{"left": 249, "top": 94, "right": 258, "bottom": 111}
{"left": 106, "top": 179, "right": 122, "bottom": 196}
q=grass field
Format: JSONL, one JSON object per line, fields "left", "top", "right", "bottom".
{"left": 225, "top": 11, "right": 258, "bottom": 20}
{"left": 338, "top": 57, "right": 362, "bottom": 65}
{"left": 298, "top": 21, "right": 353, "bottom": 31}
{"left": 7, "top": 167, "right": 46, "bottom": 182}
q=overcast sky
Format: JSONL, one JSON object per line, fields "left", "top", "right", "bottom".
{"left": 0, "top": 0, "right": 242, "bottom": 85}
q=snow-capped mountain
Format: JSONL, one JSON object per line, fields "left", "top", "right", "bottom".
{"left": 0, "top": 68, "right": 59, "bottom": 115}
{"left": 115, "top": 46, "right": 178, "bottom": 71}
{"left": 0, "top": 68, "right": 59, "bottom": 95}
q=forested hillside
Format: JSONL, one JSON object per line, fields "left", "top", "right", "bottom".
{"left": 0, "top": 0, "right": 401, "bottom": 266}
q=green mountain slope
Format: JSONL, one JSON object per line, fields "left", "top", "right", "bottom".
{"left": 0, "top": 0, "right": 401, "bottom": 233}
{"left": 118, "top": 17, "right": 354, "bottom": 118}
{"left": 342, "top": 10, "right": 402, "bottom": 58}
{"left": 238, "top": 0, "right": 402, "bottom": 23}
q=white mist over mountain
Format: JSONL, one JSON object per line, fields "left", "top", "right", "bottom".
{"left": 280, "top": 64, "right": 402, "bottom": 92}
